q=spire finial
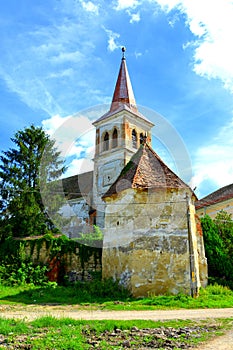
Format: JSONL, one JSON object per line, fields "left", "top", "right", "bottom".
{"left": 121, "top": 46, "right": 126, "bottom": 59}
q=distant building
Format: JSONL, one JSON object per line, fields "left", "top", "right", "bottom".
{"left": 61, "top": 48, "right": 207, "bottom": 296}
{"left": 196, "top": 183, "right": 233, "bottom": 218}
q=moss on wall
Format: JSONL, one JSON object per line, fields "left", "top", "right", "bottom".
{"left": 0, "top": 234, "right": 102, "bottom": 283}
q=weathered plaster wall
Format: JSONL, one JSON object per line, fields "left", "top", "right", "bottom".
{"left": 60, "top": 198, "right": 91, "bottom": 236}
{"left": 195, "top": 214, "right": 208, "bottom": 288}
{"left": 103, "top": 187, "right": 207, "bottom": 297}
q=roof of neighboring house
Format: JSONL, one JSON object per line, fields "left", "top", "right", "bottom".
{"left": 196, "top": 183, "right": 233, "bottom": 209}
{"left": 62, "top": 171, "right": 93, "bottom": 200}
{"left": 102, "top": 143, "right": 191, "bottom": 198}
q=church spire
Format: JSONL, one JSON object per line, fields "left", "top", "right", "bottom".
{"left": 110, "top": 47, "right": 138, "bottom": 113}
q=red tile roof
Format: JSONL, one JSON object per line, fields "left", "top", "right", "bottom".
{"left": 196, "top": 183, "right": 233, "bottom": 209}
{"left": 102, "top": 143, "right": 190, "bottom": 198}
{"left": 110, "top": 56, "right": 137, "bottom": 113}
{"left": 93, "top": 53, "right": 153, "bottom": 126}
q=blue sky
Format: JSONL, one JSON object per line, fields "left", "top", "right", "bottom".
{"left": 0, "top": 0, "right": 233, "bottom": 199}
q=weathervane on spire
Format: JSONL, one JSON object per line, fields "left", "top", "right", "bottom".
{"left": 122, "top": 46, "right": 126, "bottom": 59}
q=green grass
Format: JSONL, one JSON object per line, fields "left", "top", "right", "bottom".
{"left": 1, "top": 282, "right": 233, "bottom": 310}
{"left": 0, "top": 316, "right": 232, "bottom": 349}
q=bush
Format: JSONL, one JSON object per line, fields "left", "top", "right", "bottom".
{"left": 0, "top": 261, "right": 48, "bottom": 286}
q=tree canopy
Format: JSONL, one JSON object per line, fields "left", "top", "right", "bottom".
{"left": 0, "top": 125, "right": 66, "bottom": 239}
{"left": 201, "top": 210, "right": 233, "bottom": 287}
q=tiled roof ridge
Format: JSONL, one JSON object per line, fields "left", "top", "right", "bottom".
{"left": 102, "top": 142, "right": 191, "bottom": 199}
{"left": 141, "top": 143, "right": 190, "bottom": 189}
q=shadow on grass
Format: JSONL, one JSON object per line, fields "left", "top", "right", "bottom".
{"left": 0, "top": 281, "right": 132, "bottom": 306}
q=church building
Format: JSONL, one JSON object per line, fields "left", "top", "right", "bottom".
{"left": 62, "top": 48, "right": 208, "bottom": 297}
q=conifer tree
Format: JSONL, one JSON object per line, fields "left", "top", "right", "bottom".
{"left": 0, "top": 125, "right": 66, "bottom": 238}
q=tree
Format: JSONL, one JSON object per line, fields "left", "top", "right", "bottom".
{"left": 0, "top": 125, "right": 66, "bottom": 238}
{"left": 214, "top": 210, "right": 233, "bottom": 256}
{"left": 201, "top": 211, "right": 233, "bottom": 284}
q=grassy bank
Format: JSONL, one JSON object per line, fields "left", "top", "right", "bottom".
{"left": 0, "top": 316, "right": 232, "bottom": 349}
{"left": 0, "top": 283, "right": 233, "bottom": 310}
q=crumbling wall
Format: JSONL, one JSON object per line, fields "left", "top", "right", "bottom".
{"left": 103, "top": 187, "right": 207, "bottom": 297}
{"left": 22, "top": 236, "right": 102, "bottom": 282}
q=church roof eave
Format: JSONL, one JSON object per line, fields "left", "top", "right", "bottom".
{"left": 93, "top": 104, "right": 154, "bottom": 127}
{"left": 195, "top": 183, "right": 233, "bottom": 209}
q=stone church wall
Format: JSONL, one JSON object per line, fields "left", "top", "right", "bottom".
{"left": 102, "top": 187, "right": 207, "bottom": 297}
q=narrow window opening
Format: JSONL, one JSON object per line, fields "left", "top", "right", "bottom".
{"left": 103, "top": 132, "right": 109, "bottom": 151}
{"left": 112, "top": 128, "right": 118, "bottom": 148}
{"left": 140, "top": 133, "right": 144, "bottom": 144}
{"left": 132, "top": 129, "right": 137, "bottom": 148}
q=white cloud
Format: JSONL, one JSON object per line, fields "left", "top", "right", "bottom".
{"left": 0, "top": 68, "right": 63, "bottom": 116}
{"left": 80, "top": 1, "right": 99, "bottom": 15}
{"left": 103, "top": 27, "right": 121, "bottom": 51}
{"left": 42, "top": 114, "right": 95, "bottom": 178}
{"left": 42, "top": 114, "right": 71, "bottom": 135}
{"left": 155, "top": 0, "right": 233, "bottom": 94}
{"left": 127, "top": 10, "right": 141, "bottom": 23}
{"left": 115, "top": 0, "right": 140, "bottom": 11}
{"left": 114, "top": 0, "right": 141, "bottom": 23}
{"left": 0, "top": 2, "right": 106, "bottom": 116}
{"left": 154, "top": 0, "right": 181, "bottom": 12}
{"left": 191, "top": 118, "right": 233, "bottom": 196}
{"left": 65, "top": 157, "right": 94, "bottom": 177}
{"left": 51, "top": 51, "right": 84, "bottom": 64}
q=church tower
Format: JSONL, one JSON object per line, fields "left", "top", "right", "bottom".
{"left": 92, "top": 48, "right": 154, "bottom": 226}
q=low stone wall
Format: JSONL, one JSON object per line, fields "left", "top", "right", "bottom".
{"left": 22, "top": 236, "right": 102, "bottom": 282}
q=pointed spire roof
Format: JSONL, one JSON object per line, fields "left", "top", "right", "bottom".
{"left": 102, "top": 143, "right": 190, "bottom": 198}
{"left": 110, "top": 47, "right": 137, "bottom": 113}
{"left": 93, "top": 47, "right": 153, "bottom": 126}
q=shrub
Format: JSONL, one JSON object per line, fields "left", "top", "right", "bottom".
{"left": 0, "top": 261, "right": 48, "bottom": 286}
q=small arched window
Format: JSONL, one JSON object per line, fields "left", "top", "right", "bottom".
{"left": 103, "top": 132, "right": 109, "bottom": 151}
{"left": 112, "top": 128, "right": 118, "bottom": 148}
{"left": 140, "top": 133, "right": 144, "bottom": 145}
{"left": 132, "top": 129, "right": 137, "bottom": 148}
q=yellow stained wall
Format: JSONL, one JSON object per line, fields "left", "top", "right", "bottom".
{"left": 103, "top": 187, "right": 207, "bottom": 297}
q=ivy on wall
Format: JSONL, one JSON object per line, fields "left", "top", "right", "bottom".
{"left": 0, "top": 233, "right": 102, "bottom": 285}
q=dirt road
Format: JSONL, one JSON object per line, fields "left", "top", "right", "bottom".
{"left": 1, "top": 306, "right": 233, "bottom": 349}
{"left": 1, "top": 305, "right": 233, "bottom": 321}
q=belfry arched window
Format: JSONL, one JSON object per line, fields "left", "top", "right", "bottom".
{"left": 140, "top": 133, "right": 144, "bottom": 144}
{"left": 103, "top": 132, "right": 109, "bottom": 151}
{"left": 112, "top": 128, "right": 118, "bottom": 148}
{"left": 132, "top": 129, "right": 137, "bottom": 148}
